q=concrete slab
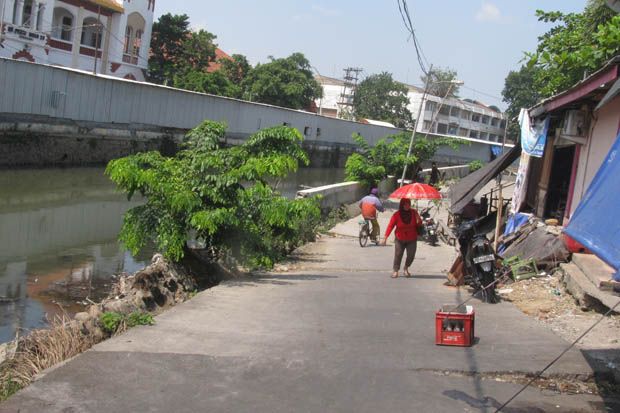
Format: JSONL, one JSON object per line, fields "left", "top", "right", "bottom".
{"left": 572, "top": 253, "right": 617, "bottom": 289}
{"left": 562, "top": 263, "right": 620, "bottom": 311}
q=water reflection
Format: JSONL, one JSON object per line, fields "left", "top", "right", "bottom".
{"left": 0, "top": 167, "right": 343, "bottom": 343}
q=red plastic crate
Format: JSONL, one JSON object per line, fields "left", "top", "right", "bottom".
{"left": 435, "top": 305, "right": 475, "bottom": 347}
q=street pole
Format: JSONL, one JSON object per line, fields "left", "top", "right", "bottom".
{"left": 401, "top": 64, "right": 432, "bottom": 187}
{"left": 93, "top": 6, "right": 101, "bottom": 75}
{"left": 0, "top": 0, "right": 6, "bottom": 45}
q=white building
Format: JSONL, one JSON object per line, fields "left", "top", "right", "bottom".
{"left": 0, "top": 0, "right": 153, "bottom": 81}
{"left": 315, "top": 75, "right": 507, "bottom": 143}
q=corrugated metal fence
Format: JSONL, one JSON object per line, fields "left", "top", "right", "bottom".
{"left": 0, "top": 58, "right": 399, "bottom": 146}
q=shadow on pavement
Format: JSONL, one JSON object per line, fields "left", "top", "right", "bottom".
{"left": 581, "top": 348, "right": 620, "bottom": 412}
{"left": 223, "top": 273, "right": 339, "bottom": 287}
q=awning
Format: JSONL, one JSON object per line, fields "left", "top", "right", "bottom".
{"left": 88, "top": 0, "right": 124, "bottom": 13}
{"left": 595, "top": 77, "right": 620, "bottom": 112}
{"left": 449, "top": 144, "right": 521, "bottom": 214}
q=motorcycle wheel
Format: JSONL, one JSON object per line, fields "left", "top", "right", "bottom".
{"left": 479, "top": 271, "right": 500, "bottom": 304}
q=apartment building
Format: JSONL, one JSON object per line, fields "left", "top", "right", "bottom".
{"left": 0, "top": 0, "right": 153, "bottom": 81}
{"left": 315, "top": 75, "right": 507, "bottom": 143}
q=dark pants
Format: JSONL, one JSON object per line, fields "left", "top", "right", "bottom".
{"left": 393, "top": 239, "right": 417, "bottom": 272}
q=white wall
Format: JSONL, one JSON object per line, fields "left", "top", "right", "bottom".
{"left": 570, "top": 95, "right": 620, "bottom": 215}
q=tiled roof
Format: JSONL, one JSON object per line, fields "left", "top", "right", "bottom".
{"left": 88, "top": 0, "right": 124, "bottom": 13}
{"left": 207, "top": 48, "right": 233, "bottom": 73}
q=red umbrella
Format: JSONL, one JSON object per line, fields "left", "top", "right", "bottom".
{"left": 389, "top": 183, "right": 442, "bottom": 200}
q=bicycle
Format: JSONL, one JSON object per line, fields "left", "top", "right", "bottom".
{"left": 358, "top": 218, "right": 380, "bottom": 247}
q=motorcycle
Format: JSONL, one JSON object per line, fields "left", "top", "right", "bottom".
{"left": 420, "top": 208, "right": 439, "bottom": 246}
{"left": 457, "top": 218, "right": 499, "bottom": 303}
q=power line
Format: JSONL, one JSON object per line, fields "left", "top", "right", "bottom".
{"left": 397, "top": 0, "right": 429, "bottom": 77}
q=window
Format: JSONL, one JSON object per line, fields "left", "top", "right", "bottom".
{"left": 282, "top": 122, "right": 291, "bottom": 126}
{"left": 458, "top": 128, "right": 469, "bottom": 137}
{"left": 479, "top": 132, "right": 488, "bottom": 140}
{"left": 481, "top": 115, "right": 490, "bottom": 124}
{"left": 491, "top": 117, "right": 499, "bottom": 127}
{"left": 52, "top": 8, "right": 75, "bottom": 42}
{"left": 81, "top": 18, "right": 102, "bottom": 48}
{"left": 133, "top": 29, "right": 143, "bottom": 57}
{"left": 500, "top": 120, "right": 506, "bottom": 129}
{"left": 448, "top": 123, "right": 458, "bottom": 135}
{"left": 469, "top": 130, "right": 478, "bottom": 139}
{"left": 425, "top": 101, "right": 437, "bottom": 112}
{"left": 439, "top": 105, "right": 450, "bottom": 116}
{"left": 22, "top": 0, "right": 33, "bottom": 27}
{"left": 124, "top": 26, "right": 133, "bottom": 53}
{"left": 450, "top": 106, "right": 460, "bottom": 117}
{"left": 471, "top": 113, "right": 481, "bottom": 122}
{"left": 316, "top": 128, "right": 321, "bottom": 137}
{"left": 489, "top": 134, "right": 497, "bottom": 142}
{"left": 423, "top": 121, "right": 432, "bottom": 131}
{"left": 460, "top": 110, "right": 470, "bottom": 120}
{"left": 437, "top": 123, "right": 448, "bottom": 134}
{"left": 304, "top": 126, "right": 311, "bottom": 136}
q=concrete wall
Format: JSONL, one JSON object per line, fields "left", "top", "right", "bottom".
{"left": 297, "top": 177, "right": 397, "bottom": 211}
{"left": 570, "top": 95, "right": 620, "bottom": 216}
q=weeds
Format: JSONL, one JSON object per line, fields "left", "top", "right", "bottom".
{"left": 101, "top": 311, "right": 155, "bottom": 335}
{"left": 0, "top": 316, "right": 97, "bottom": 402}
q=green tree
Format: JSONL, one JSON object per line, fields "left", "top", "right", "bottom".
{"left": 345, "top": 132, "right": 463, "bottom": 187}
{"left": 242, "top": 53, "right": 323, "bottom": 109}
{"left": 353, "top": 72, "right": 412, "bottom": 129}
{"left": 219, "top": 54, "right": 252, "bottom": 84}
{"left": 502, "top": 65, "right": 542, "bottom": 140}
{"left": 148, "top": 14, "right": 217, "bottom": 86}
{"left": 174, "top": 70, "right": 242, "bottom": 98}
{"left": 526, "top": 0, "right": 620, "bottom": 97}
{"left": 148, "top": 13, "right": 191, "bottom": 84}
{"left": 106, "top": 121, "right": 321, "bottom": 269}
{"left": 420, "top": 67, "right": 461, "bottom": 98}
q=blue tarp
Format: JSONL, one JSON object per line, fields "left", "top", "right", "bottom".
{"left": 564, "top": 132, "right": 620, "bottom": 281}
{"left": 498, "top": 213, "right": 530, "bottom": 254}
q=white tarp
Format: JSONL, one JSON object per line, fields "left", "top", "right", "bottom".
{"left": 519, "top": 108, "right": 550, "bottom": 157}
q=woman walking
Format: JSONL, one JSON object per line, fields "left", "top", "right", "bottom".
{"left": 382, "top": 198, "right": 423, "bottom": 278}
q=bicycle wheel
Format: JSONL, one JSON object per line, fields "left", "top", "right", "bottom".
{"left": 359, "top": 226, "right": 369, "bottom": 247}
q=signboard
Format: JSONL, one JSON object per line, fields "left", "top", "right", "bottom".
{"left": 519, "top": 108, "right": 549, "bottom": 157}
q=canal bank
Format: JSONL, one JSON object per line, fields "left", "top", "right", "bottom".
{"left": 0, "top": 167, "right": 345, "bottom": 344}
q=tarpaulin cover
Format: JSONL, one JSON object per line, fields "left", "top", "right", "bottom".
{"left": 564, "top": 132, "right": 620, "bottom": 279}
{"left": 449, "top": 144, "right": 521, "bottom": 214}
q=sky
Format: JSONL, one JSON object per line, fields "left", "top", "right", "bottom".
{"left": 154, "top": 1, "right": 590, "bottom": 110}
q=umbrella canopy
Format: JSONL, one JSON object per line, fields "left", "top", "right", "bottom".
{"left": 389, "top": 183, "right": 442, "bottom": 200}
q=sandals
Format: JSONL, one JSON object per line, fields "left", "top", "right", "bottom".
{"left": 391, "top": 272, "right": 399, "bottom": 278}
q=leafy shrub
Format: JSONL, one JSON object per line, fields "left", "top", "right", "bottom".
{"left": 100, "top": 312, "right": 124, "bottom": 334}
{"left": 101, "top": 312, "right": 155, "bottom": 335}
{"left": 469, "top": 160, "right": 484, "bottom": 173}
{"left": 345, "top": 132, "right": 464, "bottom": 188}
{"left": 106, "top": 120, "right": 321, "bottom": 270}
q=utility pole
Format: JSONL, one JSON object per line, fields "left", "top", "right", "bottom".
{"left": 401, "top": 64, "right": 432, "bottom": 187}
{"left": 93, "top": 6, "right": 101, "bottom": 75}
{"left": 0, "top": 0, "right": 6, "bottom": 45}
{"left": 338, "top": 67, "right": 362, "bottom": 119}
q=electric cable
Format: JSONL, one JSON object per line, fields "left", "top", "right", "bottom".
{"left": 494, "top": 297, "right": 620, "bottom": 412}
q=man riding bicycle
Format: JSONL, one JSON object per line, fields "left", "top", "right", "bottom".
{"left": 359, "top": 188, "right": 385, "bottom": 242}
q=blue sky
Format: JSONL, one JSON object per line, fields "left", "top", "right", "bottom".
{"left": 155, "top": 1, "right": 589, "bottom": 109}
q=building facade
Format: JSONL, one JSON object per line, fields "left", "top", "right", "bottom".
{"left": 0, "top": 0, "right": 153, "bottom": 80}
{"left": 315, "top": 75, "right": 507, "bottom": 144}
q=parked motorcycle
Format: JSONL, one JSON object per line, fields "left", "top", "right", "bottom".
{"left": 456, "top": 218, "right": 499, "bottom": 303}
{"left": 420, "top": 209, "right": 439, "bottom": 246}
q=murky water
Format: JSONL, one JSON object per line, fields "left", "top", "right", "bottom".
{"left": 0, "top": 167, "right": 343, "bottom": 343}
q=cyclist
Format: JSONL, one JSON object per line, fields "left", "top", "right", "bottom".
{"left": 359, "top": 188, "right": 384, "bottom": 243}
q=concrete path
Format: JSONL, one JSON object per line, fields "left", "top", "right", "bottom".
{"left": 2, "top": 208, "right": 617, "bottom": 412}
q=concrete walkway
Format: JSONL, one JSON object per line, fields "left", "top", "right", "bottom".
{"left": 1, "top": 208, "right": 617, "bottom": 412}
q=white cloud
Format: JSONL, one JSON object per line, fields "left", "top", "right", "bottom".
{"left": 475, "top": 2, "right": 502, "bottom": 22}
{"left": 311, "top": 5, "right": 341, "bottom": 17}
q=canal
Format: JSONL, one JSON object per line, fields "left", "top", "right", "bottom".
{"left": 0, "top": 167, "right": 344, "bottom": 343}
